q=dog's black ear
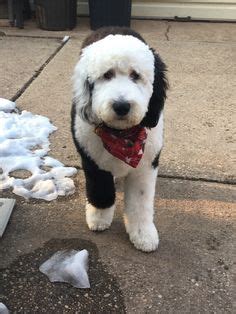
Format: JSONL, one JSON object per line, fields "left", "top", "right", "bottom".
{"left": 73, "top": 78, "right": 95, "bottom": 124}
{"left": 80, "top": 79, "right": 94, "bottom": 122}
{"left": 141, "top": 51, "right": 168, "bottom": 128}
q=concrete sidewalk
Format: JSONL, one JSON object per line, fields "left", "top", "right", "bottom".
{"left": 0, "top": 18, "right": 235, "bottom": 313}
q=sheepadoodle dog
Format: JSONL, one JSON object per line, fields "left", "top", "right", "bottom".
{"left": 71, "top": 27, "right": 168, "bottom": 252}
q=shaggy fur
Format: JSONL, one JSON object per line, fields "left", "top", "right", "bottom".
{"left": 71, "top": 27, "right": 168, "bottom": 252}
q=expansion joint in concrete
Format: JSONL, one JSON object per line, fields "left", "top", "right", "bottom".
{"left": 159, "top": 174, "right": 236, "bottom": 186}
{"left": 165, "top": 23, "right": 171, "bottom": 41}
{"left": 6, "top": 34, "right": 63, "bottom": 40}
{"left": 11, "top": 37, "right": 70, "bottom": 102}
{"left": 67, "top": 165, "right": 235, "bottom": 186}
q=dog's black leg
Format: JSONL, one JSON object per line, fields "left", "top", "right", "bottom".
{"left": 78, "top": 146, "right": 116, "bottom": 231}
{"left": 84, "top": 163, "right": 115, "bottom": 209}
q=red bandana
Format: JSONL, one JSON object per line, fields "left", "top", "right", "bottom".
{"left": 95, "top": 124, "right": 147, "bottom": 168}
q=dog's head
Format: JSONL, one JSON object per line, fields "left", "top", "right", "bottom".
{"left": 73, "top": 29, "right": 168, "bottom": 129}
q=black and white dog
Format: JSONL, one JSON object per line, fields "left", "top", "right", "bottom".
{"left": 71, "top": 27, "right": 168, "bottom": 252}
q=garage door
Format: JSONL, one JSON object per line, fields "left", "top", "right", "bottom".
{"left": 78, "top": 0, "right": 236, "bottom": 21}
{"left": 132, "top": 0, "right": 236, "bottom": 21}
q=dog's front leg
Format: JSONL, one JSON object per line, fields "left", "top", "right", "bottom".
{"left": 82, "top": 158, "right": 115, "bottom": 231}
{"left": 124, "top": 167, "right": 159, "bottom": 252}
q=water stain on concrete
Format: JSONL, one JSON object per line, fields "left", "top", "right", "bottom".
{"left": 0, "top": 238, "right": 126, "bottom": 313}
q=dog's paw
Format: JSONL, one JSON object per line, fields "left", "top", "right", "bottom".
{"left": 86, "top": 203, "right": 115, "bottom": 231}
{"left": 128, "top": 223, "right": 159, "bottom": 252}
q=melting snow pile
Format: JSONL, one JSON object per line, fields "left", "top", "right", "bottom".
{"left": 0, "top": 98, "right": 77, "bottom": 201}
{"left": 40, "top": 249, "right": 90, "bottom": 288}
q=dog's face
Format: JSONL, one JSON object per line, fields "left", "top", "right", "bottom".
{"left": 73, "top": 33, "right": 167, "bottom": 129}
{"left": 91, "top": 65, "right": 154, "bottom": 129}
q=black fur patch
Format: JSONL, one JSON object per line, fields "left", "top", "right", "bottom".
{"left": 71, "top": 103, "right": 115, "bottom": 209}
{"left": 152, "top": 151, "right": 161, "bottom": 169}
{"left": 83, "top": 159, "right": 115, "bottom": 209}
{"left": 88, "top": 80, "right": 94, "bottom": 96}
{"left": 80, "top": 79, "right": 94, "bottom": 124}
{"left": 73, "top": 79, "right": 95, "bottom": 125}
{"left": 71, "top": 100, "right": 77, "bottom": 135}
{"left": 81, "top": 27, "right": 146, "bottom": 49}
{"left": 141, "top": 52, "right": 168, "bottom": 128}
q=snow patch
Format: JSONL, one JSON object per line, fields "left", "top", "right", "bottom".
{"left": 62, "top": 35, "right": 70, "bottom": 43}
{"left": 0, "top": 98, "right": 16, "bottom": 112}
{"left": 0, "top": 98, "right": 77, "bottom": 201}
{"left": 40, "top": 249, "right": 90, "bottom": 289}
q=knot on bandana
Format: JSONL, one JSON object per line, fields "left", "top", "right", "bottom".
{"left": 95, "top": 124, "right": 147, "bottom": 168}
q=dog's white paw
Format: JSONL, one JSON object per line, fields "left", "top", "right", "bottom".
{"left": 128, "top": 223, "right": 159, "bottom": 252}
{"left": 86, "top": 203, "right": 115, "bottom": 231}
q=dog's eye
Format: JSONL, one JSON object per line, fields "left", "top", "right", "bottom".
{"left": 103, "top": 70, "right": 115, "bottom": 80}
{"left": 130, "top": 70, "right": 140, "bottom": 81}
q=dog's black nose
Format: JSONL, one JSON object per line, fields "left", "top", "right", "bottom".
{"left": 112, "top": 101, "right": 130, "bottom": 116}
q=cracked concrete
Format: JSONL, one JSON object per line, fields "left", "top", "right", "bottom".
{"left": 0, "top": 36, "right": 61, "bottom": 100}
{"left": 164, "top": 23, "right": 171, "bottom": 41}
{"left": 12, "top": 41, "right": 68, "bottom": 102}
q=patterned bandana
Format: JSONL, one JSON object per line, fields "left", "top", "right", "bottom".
{"left": 95, "top": 124, "right": 147, "bottom": 168}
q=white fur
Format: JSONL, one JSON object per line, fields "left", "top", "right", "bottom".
{"left": 73, "top": 34, "right": 164, "bottom": 252}
{"left": 86, "top": 203, "right": 115, "bottom": 231}
{"left": 74, "top": 35, "right": 154, "bottom": 84}
{"left": 124, "top": 166, "right": 159, "bottom": 252}
{"left": 73, "top": 35, "right": 154, "bottom": 130}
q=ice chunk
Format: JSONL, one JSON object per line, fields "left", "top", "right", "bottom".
{"left": 0, "top": 303, "right": 9, "bottom": 314}
{"left": 39, "top": 250, "right": 90, "bottom": 289}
